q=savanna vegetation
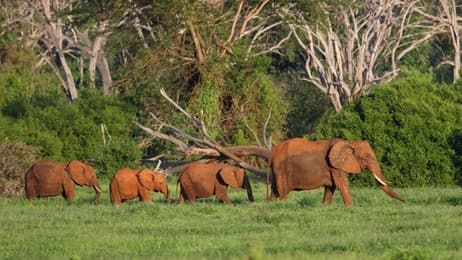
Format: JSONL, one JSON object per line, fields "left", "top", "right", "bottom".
{"left": 1, "top": 184, "right": 461, "bottom": 259}
{"left": 1, "top": 0, "right": 462, "bottom": 259}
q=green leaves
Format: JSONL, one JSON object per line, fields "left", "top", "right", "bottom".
{"left": 310, "top": 71, "right": 462, "bottom": 187}
{"left": 0, "top": 88, "right": 140, "bottom": 178}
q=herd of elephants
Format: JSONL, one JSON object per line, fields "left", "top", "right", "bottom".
{"left": 24, "top": 138, "right": 406, "bottom": 207}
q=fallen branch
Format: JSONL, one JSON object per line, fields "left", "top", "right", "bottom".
{"left": 134, "top": 88, "right": 271, "bottom": 177}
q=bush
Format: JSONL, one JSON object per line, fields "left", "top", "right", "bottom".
{"left": 309, "top": 71, "right": 462, "bottom": 187}
{"left": 1, "top": 89, "right": 142, "bottom": 178}
{"left": 0, "top": 140, "right": 42, "bottom": 197}
{"left": 449, "top": 129, "right": 462, "bottom": 185}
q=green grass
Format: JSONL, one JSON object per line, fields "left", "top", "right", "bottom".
{"left": 1, "top": 180, "right": 461, "bottom": 259}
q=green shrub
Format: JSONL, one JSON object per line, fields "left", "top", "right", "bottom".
{"left": 449, "top": 128, "right": 462, "bottom": 185}
{"left": 222, "top": 55, "right": 288, "bottom": 145}
{"left": 0, "top": 140, "right": 42, "bottom": 197}
{"left": 1, "top": 89, "right": 141, "bottom": 178}
{"left": 309, "top": 71, "right": 462, "bottom": 187}
{"left": 182, "top": 55, "right": 288, "bottom": 145}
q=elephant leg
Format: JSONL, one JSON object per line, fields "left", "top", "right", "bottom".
{"left": 139, "top": 188, "right": 152, "bottom": 203}
{"left": 270, "top": 175, "right": 290, "bottom": 201}
{"left": 276, "top": 182, "right": 290, "bottom": 201}
{"left": 278, "top": 192, "right": 290, "bottom": 201}
{"left": 322, "top": 185, "right": 336, "bottom": 205}
{"left": 181, "top": 187, "right": 196, "bottom": 203}
{"left": 110, "top": 181, "right": 122, "bottom": 205}
{"left": 215, "top": 184, "right": 232, "bottom": 204}
{"left": 111, "top": 194, "right": 122, "bottom": 205}
{"left": 215, "top": 194, "right": 232, "bottom": 204}
{"left": 63, "top": 182, "right": 75, "bottom": 201}
{"left": 331, "top": 170, "right": 353, "bottom": 207}
{"left": 267, "top": 178, "right": 278, "bottom": 201}
{"left": 25, "top": 180, "right": 37, "bottom": 200}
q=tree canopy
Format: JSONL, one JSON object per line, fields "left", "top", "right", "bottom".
{"left": 1, "top": 0, "right": 461, "bottom": 186}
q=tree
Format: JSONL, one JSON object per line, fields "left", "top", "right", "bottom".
{"left": 412, "top": 0, "right": 462, "bottom": 83}
{"left": 280, "top": 0, "right": 434, "bottom": 112}
{"left": 309, "top": 71, "right": 462, "bottom": 186}
{"left": 0, "top": 0, "right": 112, "bottom": 101}
{"left": 112, "top": 1, "right": 291, "bottom": 143}
{"left": 135, "top": 89, "right": 271, "bottom": 177}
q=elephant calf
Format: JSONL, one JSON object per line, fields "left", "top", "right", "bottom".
{"left": 109, "top": 168, "right": 170, "bottom": 205}
{"left": 177, "top": 162, "right": 254, "bottom": 204}
{"left": 25, "top": 160, "right": 102, "bottom": 201}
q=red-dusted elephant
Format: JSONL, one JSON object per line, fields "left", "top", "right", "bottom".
{"left": 177, "top": 162, "right": 254, "bottom": 204}
{"left": 267, "top": 138, "right": 405, "bottom": 207}
{"left": 109, "top": 168, "right": 170, "bottom": 205}
{"left": 25, "top": 160, "right": 102, "bottom": 201}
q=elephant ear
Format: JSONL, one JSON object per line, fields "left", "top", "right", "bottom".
{"left": 219, "top": 167, "right": 241, "bottom": 188}
{"left": 138, "top": 169, "right": 155, "bottom": 190}
{"left": 328, "top": 141, "right": 362, "bottom": 174}
{"left": 66, "top": 161, "right": 88, "bottom": 186}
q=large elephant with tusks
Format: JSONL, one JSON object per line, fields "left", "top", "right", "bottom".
{"left": 267, "top": 138, "right": 405, "bottom": 207}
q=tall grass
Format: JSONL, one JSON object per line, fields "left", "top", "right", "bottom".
{"left": 0, "top": 181, "right": 461, "bottom": 259}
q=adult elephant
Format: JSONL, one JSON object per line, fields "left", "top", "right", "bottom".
{"left": 177, "top": 162, "right": 254, "bottom": 204}
{"left": 25, "top": 160, "right": 102, "bottom": 201}
{"left": 267, "top": 138, "right": 405, "bottom": 207}
{"left": 109, "top": 168, "right": 170, "bottom": 205}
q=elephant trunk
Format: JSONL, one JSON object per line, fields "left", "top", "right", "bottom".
{"left": 165, "top": 186, "right": 171, "bottom": 204}
{"left": 243, "top": 175, "right": 254, "bottom": 202}
{"left": 93, "top": 180, "right": 102, "bottom": 201}
{"left": 379, "top": 185, "right": 405, "bottom": 202}
{"left": 369, "top": 164, "right": 405, "bottom": 202}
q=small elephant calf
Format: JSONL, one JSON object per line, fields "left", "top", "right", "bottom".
{"left": 109, "top": 168, "right": 170, "bottom": 205}
{"left": 177, "top": 162, "right": 254, "bottom": 204}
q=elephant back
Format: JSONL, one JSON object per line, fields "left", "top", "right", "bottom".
{"left": 30, "top": 160, "right": 66, "bottom": 180}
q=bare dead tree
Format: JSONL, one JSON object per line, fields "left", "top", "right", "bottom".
{"left": 72, "top": 21, "right": 112, "bottom": 94}
{"left": 134, "top": 89, "right": 271, "bottom": 177}
{"left": 32, "top": 0, "right": 79, "bottom": 101}
{"left": 0, "top": 0, "right": 113, "bottom": 100}
{"left": 280, "top": 1, "right": 430, "bottom": 112}
{"left": 242, "top": 0, "right": 462, "bottom": 111}
{"left": 412, "top": 0, "right": 462, "bottom": 83}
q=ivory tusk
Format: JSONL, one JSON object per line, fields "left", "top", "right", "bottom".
{"left": 373, "top": 173, "right": 388, "bottom": 186}
{"left": 94, "top": 185, "right": 102, "bottom": 193}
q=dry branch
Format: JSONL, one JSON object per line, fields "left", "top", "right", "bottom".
{"left": 134, "top": 89, "right": 270, "bottom": 178}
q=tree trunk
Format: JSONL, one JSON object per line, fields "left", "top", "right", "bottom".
{"left": 97, "top": 54, "right": 112, "bottom": 94}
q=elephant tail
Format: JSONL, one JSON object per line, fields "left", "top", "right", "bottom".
{"left": 175, "top": 172, "right": 184, "bottom": 202}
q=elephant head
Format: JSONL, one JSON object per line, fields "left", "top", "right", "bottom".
{"left": 219, "top": 167, "right": 254, "bottom": 202}
{"left": 137, "top": 169, "right": 170, "bottom": 203}
{"left": 66, "top": 160, "right": 102, "bottom": 201}
{"left": 328, "top": 140, "right": 405, "bottom": 202}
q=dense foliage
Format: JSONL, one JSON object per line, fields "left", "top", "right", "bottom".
{"left": 2, "top": 2, "right": 462, "bottom": 188}
{"left": 0, "top": 90, "right": 141, "bottom": 178}
{"left": 310, "top": 71, "right": 462, "bottom": 187}
{"left": 0, "top": 42, "right": 141, "bottom": 178}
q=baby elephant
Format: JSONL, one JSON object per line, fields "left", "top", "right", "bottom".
{"left": 110, "top": 168, "right": 170, "bottom": 205}
{"left": 177, "top": 162, "right": 254, "bottom": 204}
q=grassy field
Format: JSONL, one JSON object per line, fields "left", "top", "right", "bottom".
{"left": 0, "top": 180, "right": 461, "bottom": 259}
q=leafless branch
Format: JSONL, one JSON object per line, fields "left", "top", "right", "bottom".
{"left": 134, "top": 89, "right": 271, "bottom": 177}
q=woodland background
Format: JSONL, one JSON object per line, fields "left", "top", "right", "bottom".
{"left": 1, "top": 0, "right": 462, "bottom": 197}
